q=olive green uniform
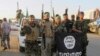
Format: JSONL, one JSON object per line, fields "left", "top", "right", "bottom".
{"left": 73, "top": 20, "right": 89, "bottom": 56}
{"left": 53, "top": 24, "right": 66, "bottom": 33}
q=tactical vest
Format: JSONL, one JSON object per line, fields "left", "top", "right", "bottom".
{"left": 40, "top": 20, "right": 53, "bottom": 37}
{"left": 26, "top": 25, "right": 39, "bottom": 41}
{"left": 74, "top": 20, "right": 88, "bottom": 34}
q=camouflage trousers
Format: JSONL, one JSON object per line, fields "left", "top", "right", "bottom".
{"left": 82, "top": 34, "right": 88, "bottom": 56}
{"left": 25, "top": 40, "right": 41, "bottom": 56}
{"left": 41, "top": 37, "right": 53, "bottom": 56}
{"left": 82, "top": 47, "right": 87, "bottom": 56}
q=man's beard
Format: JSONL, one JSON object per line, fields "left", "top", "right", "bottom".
{"left": 29, "top": 21, "right": 35, "bottom": 27}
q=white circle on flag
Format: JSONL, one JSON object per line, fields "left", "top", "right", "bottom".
{"left": 64, "top": 35, "right": 76, "bottom": 49}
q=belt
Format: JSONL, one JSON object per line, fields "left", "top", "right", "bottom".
{"left": 25, "top": 40, "right": 37, "bottom": 43}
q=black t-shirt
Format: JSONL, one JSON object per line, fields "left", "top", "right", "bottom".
{"left": 64, "top": 20, "right": 73, "bottom": 32}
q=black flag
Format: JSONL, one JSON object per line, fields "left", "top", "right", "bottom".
{"left": 55, "top": 31, "right": 85, "bottom": 56}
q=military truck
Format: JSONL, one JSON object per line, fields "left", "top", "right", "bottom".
{"left": 88, "top": 18, "right": 100, "bottom": 35}
{"left": 88, "top": 9, "right": 100, "bottom": 35}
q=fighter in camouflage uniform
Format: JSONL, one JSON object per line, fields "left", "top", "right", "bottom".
{"left": 22, "top": 15, "right": 40, "bottom": 56}
{"left": 53, "top": 15, "right": 65, "bottom": 33}
{"left": 40, "top": 12, "right": 53, "bottom": 56}
{"left": 51, "top": 14, "right": 70, "bottom": 56}
{"left": 0, "top": 20, "right": 3, "bottom": 46}
{"left": 62, "top": 13, "right": 73, "bottom": 33}
{"left": 73, "top": 12, "right": 89, "bottom": 56}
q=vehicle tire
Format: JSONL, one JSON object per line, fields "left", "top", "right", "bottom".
{"left": 89, "top": 27, "right": 96, "bottom": 33}
{"left": 19, "top": 46, "right": 25, "bottom": 52}
{"left": 98, "top": 28, "right": 100, "bottom": 35}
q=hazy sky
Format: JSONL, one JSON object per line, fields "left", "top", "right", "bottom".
{"left": 0, "top": 0, "right": 100, "bottom": 19}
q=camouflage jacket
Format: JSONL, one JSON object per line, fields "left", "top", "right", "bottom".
{"left": 26, "top": 26, "right": 39, "bottom": 41}
{"left": 73, "top": 20, "right": 88, "bottom": 34}
{"left": 40, "top": 20, "right": 53, "bottom": 37}
{"left": 53, "top": 24, "right": 66, "bottom": 33}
